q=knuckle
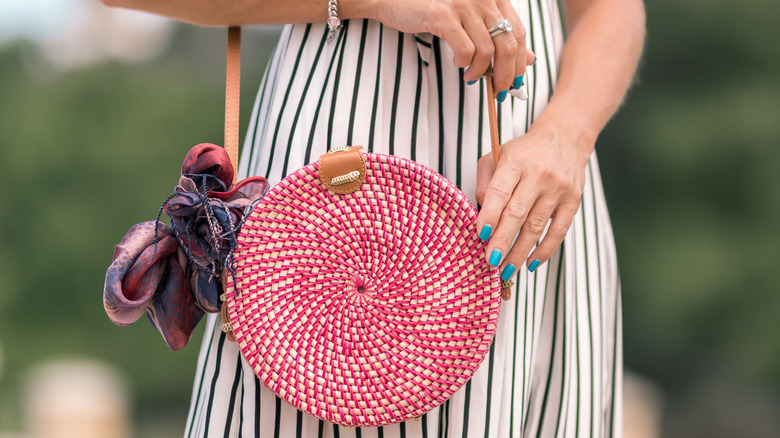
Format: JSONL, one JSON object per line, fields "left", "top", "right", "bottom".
{"left": 565, "top": 197, "right": 583, "bottom": 209}
{"left": 454, "top": 43, "right": 475, "bottom": 65}
{"left": 452, "top": 0, "right": 469, "bottom": 9}
{"left": 559, "top": 177, "right": 576, "bottom": 191}
{"left": 428, "top": 13, "right": 450, "bottom": 34}
{"left": 514, "top": 24, "right": 527, "bottom": 40}
{"left": 548, "top": 222, "right": 571, "bottom": 239}
{"left": 505, "top": 152, "right": 524, "bottom": 168}
{"left": 476, "top": 42, "right": 495, "bottom": 58}
{"left": 533, "top": 165, "right": 554, "bottom": 180}
{"left": 506, "top": 201, "right": 528, "bottom": 220}
{"left": 557, "top": 176, "right": 583, "bottom": 198}
{"left": 431, "top": 2, "right": 451, "bottom": 19}
{"left": 499, "top": 37, "right": 518, "bottom": 54}
{"left": 525, "top": 216, "right": 548, "bottom": 234}
{"left": 490, "top": 181, "right": 514, "bottom": 200}
{"left": 564, "top": 186, "right": 582, "bottom": 201}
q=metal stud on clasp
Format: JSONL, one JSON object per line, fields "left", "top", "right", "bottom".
{"left": 327, "top": 145, "right": 352, "bottom": 154}
{"left": 331, "top": 171, "right": 361, "bottom": 186}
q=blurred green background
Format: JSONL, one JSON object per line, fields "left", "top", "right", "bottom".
{"left": 0, "top": 0, "right": 778, "bottom": 437}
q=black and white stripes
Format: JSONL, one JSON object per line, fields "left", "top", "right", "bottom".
{"left": 185, "top": 1, "right": 622, "bottom": 436}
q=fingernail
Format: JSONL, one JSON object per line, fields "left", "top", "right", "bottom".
{"left": 467, "top": 80, "right": 478, "bottom": 85}
{"left": 500, "top": 263, "right": 516, "bottom": 280}
{"left": 497, "top": 89, "right": 508, "bottom": 103}
{"left": 528, "top": 259, "right": 541, "bottom": 272}
{"left": 532, "top": 55, "right": 537, "bottom": 66}
{"left": 512, "top": 75, "right": 524, "bottom": 90}
{"left": 479, "top": 224, "right": 492, "bottom": 241}
{"left": 489, "top": 249, "right": 502, "bottom": 267}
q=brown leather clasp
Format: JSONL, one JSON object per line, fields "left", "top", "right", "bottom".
{"left": 318, "top": 145, "right": 366, "bottom": 194}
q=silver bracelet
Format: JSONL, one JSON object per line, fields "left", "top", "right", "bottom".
{"left": 326, "top": 0, "right": 341, "bottom": 46}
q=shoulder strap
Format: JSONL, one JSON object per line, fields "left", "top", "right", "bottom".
{"left": 225, "top": 26, "right": 241, "bottom": 184}
{"left": 222, "top": 28, "right": 502, "bottom": 180}
{"left": 484, "top": 67, "right": 502, "bottom": 169}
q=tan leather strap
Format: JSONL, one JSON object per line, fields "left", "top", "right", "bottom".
{"left": 220, "top": 27, "right": 243, "bottom": 342}
{"left": 225, "top": 26, "right": 241, "bottom": 183}
{"left": 484, "top": 67, "right": 512, "bottom": 300}
{"left": 484, "top": 66, "right": 501, "bottom": 170}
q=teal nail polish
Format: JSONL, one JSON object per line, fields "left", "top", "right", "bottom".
{"left": 528, "top": 259, "right": 541, "bottom": 272}
{"left": 489, "top": 249, "right": 502, "bottom": 267}
{"left": 497, "top": 90, "right": 508, "bottom": 103}
{"left": 479, "top": 224, "right": 492, "bottom": 241}
{"left": 513, "top": 75, "right": 524, "bottom": 90}
{"left": 501, "top": 264, "right": 516, "bottom": 281}
{"left": 532, "top": 55, "right": 537, "bottom": 66}
{"left": 467, "top": 80, "right": 478, "bottom": 85}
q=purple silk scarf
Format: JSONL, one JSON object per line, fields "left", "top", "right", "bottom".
{"left": 103, "top": 144, "right": 270, "bottom": 350}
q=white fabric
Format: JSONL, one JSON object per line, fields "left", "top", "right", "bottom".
{"left": 184, "top": 1, "right": 622, "bottom": 436}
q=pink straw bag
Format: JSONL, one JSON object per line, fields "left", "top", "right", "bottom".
{"left": 219, "top": 27, "right": 512, "bottom": 428}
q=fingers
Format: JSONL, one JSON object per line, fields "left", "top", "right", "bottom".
{"left": 452, "top": 0, "right": 530, "bottom": 99}
{"left": 475, "top": 148, "right": 583, "bottom": 276}
{"left": 485, "top": 21, "right": 517, "bottom": 97}
{"left": 524, "top": 201, "right": 580, "bottom": 270}
{"left": 496, "top": 0, "right": 529, "bottom": 98}
{"left": 495, "top": 198, "right": 556, "bottom": 279}
{"left": 441, "top": 24, "right": 477, "bottom": 69}
{"left": 485, "top": 185, "right": 551, "bottom": 272}
{"left": 475, "top": 157, "right": 524, "bottom": 254}
{"left": 462, "top": 15, "right": 497, "bottom": 84}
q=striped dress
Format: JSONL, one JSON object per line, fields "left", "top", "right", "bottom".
{"left": 184, "top": 1, "right": 623, "bottom": 436}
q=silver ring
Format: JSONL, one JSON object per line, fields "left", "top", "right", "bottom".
{"left": 488, "top": 19, "right": 513, "bottom": 38}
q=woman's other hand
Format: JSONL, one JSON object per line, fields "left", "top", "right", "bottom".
{"left": 370, "top": 0, "right": 535, "bottom": 96}
{"left": 473, "top": 0, "right": 645, "bottom": 277}
{"left": 474, "top": 121, "right": 592, "bottom": 277}
{"left": 101, "top": 0, "right": 534, "bottom": 98}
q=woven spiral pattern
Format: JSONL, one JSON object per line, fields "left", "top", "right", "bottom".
{"left": 226, "top": 153, "right": 501, "bottom": 427}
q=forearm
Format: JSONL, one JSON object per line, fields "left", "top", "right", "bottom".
{"left": 100, "top": 0, "right": 377, "bottom": 26}
{"left": 531, "top": 0, "right": 646, "bottom": 154}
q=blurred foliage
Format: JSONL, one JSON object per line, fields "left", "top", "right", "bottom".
{"left": 596, "top": 0, "right": 780, "bottom": 435}
{"left": 0, "top": 25, "right": 279, "bottom": 433}
{"left": 0, "top": 1, "right": 779, "bottom": 437}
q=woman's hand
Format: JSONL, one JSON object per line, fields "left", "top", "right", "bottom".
{"left": 102, "top": 0, "right": 534, "bottom": 97}
{"left": 473, "top": 0, "right": 646, "bottom": 277}
{"left": 370, "top": 0, "right": 535, "bottom": 95}
{"left": 474, "top": 122, "right": 592, "bottom": 277}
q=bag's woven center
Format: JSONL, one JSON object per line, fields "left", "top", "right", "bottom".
{"left": 227, "top": 153, "right": 501, "bottom": 427}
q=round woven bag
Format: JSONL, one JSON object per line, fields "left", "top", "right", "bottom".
{"left": 225, "top": 150, "right": 502, "bottom": 427}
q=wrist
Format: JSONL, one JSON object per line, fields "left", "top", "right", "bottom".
{"left": 339, "top": 0, "right": 379, "bottom": 21}
{"left": 530, "top": 102, "right": 599, "bottom": 159}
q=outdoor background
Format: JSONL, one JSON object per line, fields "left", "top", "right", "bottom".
{"left": 0, "top": 0, "right": 778, "bottom": 437}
